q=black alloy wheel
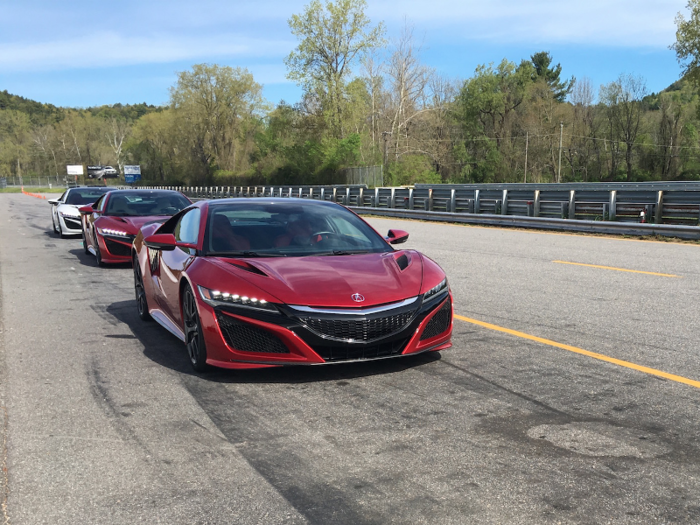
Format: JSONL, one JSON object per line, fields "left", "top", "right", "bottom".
{"left": 133, "top": 255, "right": 152, "bottom": 321}
{"left": 94, "top": 237, "right": 105, "bottom": 267}
{"left": 57, "top": 217, "right": 64, "bottom": 239}
{"left": 182, "top": 284, "right": 209, "bottom": 372}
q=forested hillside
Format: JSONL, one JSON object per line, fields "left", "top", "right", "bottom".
{"left": 2, "top": 0, "right": 700, "bottom": 186}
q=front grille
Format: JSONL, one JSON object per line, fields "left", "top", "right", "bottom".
{"left": 313, "top": 338, "right": 410, "bottom": 362}
{"left": 299, "top": 310, "right": 416, "bottom": 342}
{"left": 104, "top": 238, "right": 132, "bottom": 257}
{"left": 420, "top": 298, "right": 451, "bottom": 340}
{"left": 216, "top": 312, "right": 290, "bottom": 354}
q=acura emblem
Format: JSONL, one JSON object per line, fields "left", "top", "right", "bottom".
{"left": 351, "top": 293, "right": 365, "bottom": 303}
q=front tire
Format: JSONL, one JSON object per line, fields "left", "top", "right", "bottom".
{"left": 57, "top": 217, "right": 65, "bottom": 239}
{"left": 94, "top": 238, "right": 105, "bottom": 267}
{"left": 182, "top": 284, "right": 209, "bottom": 372}
{"left": 82, "top": 231, "right": 90, "bottom": 255}
{"left": 133, "top": 255, "right": 152, "bottom": 321}
{"left": 52, "top": 214, "right": 59, "bottom": 234}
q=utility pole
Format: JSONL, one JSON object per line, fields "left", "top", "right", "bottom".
{"left": 524, "top": 131, "right": 529, "bottom": 183}
{"left": 557, "top": 122, "right": 563, "bottom": 183}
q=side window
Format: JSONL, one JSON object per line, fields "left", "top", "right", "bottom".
{"left": 93, "top": 195, "right": 106, "bottom": 212}
{"left": 58, "top": 191, "right": 67, "bottom": 202}
{"left": 173, "top": 209, "right": 200, "bottom": 244}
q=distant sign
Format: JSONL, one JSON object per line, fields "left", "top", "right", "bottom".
{"left": 124, "top": 165, "right": 141, "bottom": 184}
{"left": 66, "top": 165, "right": 84, "bottom": 176}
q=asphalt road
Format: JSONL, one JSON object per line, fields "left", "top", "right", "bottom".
{"left": 1, "top": 193, "right": 700, "bottom": 524}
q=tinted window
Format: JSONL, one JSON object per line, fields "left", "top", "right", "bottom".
{"left": 205, "top": 202, "right": 391, "bottom": 257}
{"left": 173, "top": 209, "right": 200, "bottom": 244}
{"left": 105, "top": 192, "right": 190, "bottom": 217}
{"left": 93, "top": 195, "right": 106, "bottom": 212}
{"left": 66, "top": 188, "right": 110, "bottom": 205}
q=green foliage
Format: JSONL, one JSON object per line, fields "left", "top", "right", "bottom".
{"left": 672, "top": 1, "right": 700, "bottom": 84}
{"left": 529, "top": 52, "right": 574, "bottom": 102}
{"left": 387, "top": 155, "right": 442, "bottom": 186}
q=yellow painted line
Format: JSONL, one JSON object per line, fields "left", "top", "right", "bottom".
{"left": 552, "top": 260, "right": 681, "bottom": 278}
{"left": 454, "top": 314, "right": 700, "bottom": 390}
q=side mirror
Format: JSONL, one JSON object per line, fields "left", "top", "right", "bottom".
{"left": 78, "top": 205, "right": 94, "bottom": 215}
{"left": 386, "top": 229, "right": 409, "bottom": 245}
{"left": 48, "top": 199, "right": 59, "bottom": 205}
{"left": 145, "top": 233, "right": 176, "bottom": 251}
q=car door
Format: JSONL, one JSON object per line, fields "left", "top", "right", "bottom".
{"left": 157, "top": 208, "right": 201, "bottom": 326}
{"left": 52, "top": 191, "right": 67, "bottom": 224}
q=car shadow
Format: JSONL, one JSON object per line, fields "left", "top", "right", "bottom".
{"left": 68, "top": 248, "right": 132, "bottom": 269}
{"left": 105, "top": 299, "right": 442, "bottom": 384}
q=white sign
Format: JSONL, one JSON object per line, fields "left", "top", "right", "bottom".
{"left": 66, "top": 165, "right": 84, "bottom": 176}
{"left": 124, "top": 165, "right": 141, "bottom": 175}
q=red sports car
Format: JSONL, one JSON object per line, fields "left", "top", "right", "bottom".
{"left": 132, "top": 198, "right": 453, "bottom": 371}
{"left": 80, "top": 189, "right": 192, "bottom": 266}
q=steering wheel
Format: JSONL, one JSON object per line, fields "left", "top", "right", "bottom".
{"left": 309, "top": 231, "right": 338, "bottom": 244}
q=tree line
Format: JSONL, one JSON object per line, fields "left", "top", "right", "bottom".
{"left": 3, "top": 0, "right": 700, "bottom": 186}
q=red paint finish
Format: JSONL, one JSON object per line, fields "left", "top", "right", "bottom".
{"left": 133, "top": 198, "right": 453, "bottom": 370}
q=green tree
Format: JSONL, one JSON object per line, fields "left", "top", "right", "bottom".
{"left": 285, "top": 0, "right": 385, "bottom": 138}
{"left": 672, "top": 0, "right": 700, "bottom": 84}
{"left": 529, "top": 51, "right": 574, "bottom": 102}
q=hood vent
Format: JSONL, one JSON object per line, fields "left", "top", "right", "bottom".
{"left": 226, "top": 260, "right": 268, "bottom": 277}
{"left": 395, "top": 253, "right": 409, "bottom": 271}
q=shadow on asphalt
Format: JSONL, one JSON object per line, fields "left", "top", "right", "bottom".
{"left": 68, "top": 248, "right": 132, "bottom": 269}
{"left": 105, "top": 299, "right": 442, "bottom": 385}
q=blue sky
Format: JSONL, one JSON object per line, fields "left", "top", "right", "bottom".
{"left": 0, "top": 0, "right": 688, "bottom": 108}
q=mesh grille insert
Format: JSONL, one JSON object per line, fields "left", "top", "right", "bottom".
{"left": 420, "top": 298, "right": 451, "bottom": 340}
{"left": 104, "top": 238, "right": 132, "bottom": 257}
{"left": 216, "top": 312, "right": 290, "bottom": 354}
{"left": 300, "top": 310, "right": 416, "bottom": 342}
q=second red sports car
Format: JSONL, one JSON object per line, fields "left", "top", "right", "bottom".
{"left": 80, "top": 189, "right": 191, "bottom": 266}
{"left": 132, "top": 198, "right": 453, "bottom": 371}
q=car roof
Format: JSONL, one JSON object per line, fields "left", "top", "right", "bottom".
{"left": 105, "top": 189, "right": 184, "bottom": 196}
{"left": 207, "top": 197, "right": 337, "bottom": 207}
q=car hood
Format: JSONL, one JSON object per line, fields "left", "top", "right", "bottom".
{"left": 211, "top": 251, "right": 424, "bottom": 308}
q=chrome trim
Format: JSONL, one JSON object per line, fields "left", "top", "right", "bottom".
{"left": 287, "top": 296, "right": 419, "bottom": 315}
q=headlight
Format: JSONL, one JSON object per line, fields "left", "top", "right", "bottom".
{"left": 97, "top": 227, "right": 129, "bottom": 237}
{"left": 423, "top": 278, "right": 449, "bottom": 303}
{"left": 59, "top": 211, "right": 80, "bottom": 218}
{"left": 197, "top": 285, "right": 279, "bottom": 313}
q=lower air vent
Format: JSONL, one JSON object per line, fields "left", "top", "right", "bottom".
{"left": 313, "top": 338, "right": 409, "bottom": 362}
{"left": 216, "top": 312, "right": 290, "bottom": 354}
{"left": 104, "top": 238, "right": 132, "bottom": 257}
{"left": 420, "top": 298, "right": 451, "bottom": 340}
{"left": 63, "top": 218, "right": 82, "bottom": 230}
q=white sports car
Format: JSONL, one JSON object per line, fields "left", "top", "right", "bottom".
{"left": 49, "top": 186, "right": 115, "bottom": 237}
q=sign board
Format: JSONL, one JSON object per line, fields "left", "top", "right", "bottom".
{"left": 66, "top": 165, "right": 84, "bottom": 176}
{"left": 124, "top": 165, "right": 141, "bottom": 184}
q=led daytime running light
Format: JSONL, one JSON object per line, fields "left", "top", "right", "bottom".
{"left": 98, "top": 227, "right": 130, "bottom": 237}
{"left": 198, "top": 285, "right": 277, "bottom": 312}
{"left": 59, "top": 211, "right": 80, "bottom": 218}
{"left": 423, "top": 278, "right": 448, "bottom": 302}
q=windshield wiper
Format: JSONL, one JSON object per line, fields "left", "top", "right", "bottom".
{"left": 321, "top": 250, "right": 370, "bottom": 256}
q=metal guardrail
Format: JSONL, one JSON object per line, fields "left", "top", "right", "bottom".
{"left": 134, "top": 183, "right": 700, "bottom": 240}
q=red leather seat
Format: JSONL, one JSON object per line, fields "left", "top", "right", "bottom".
{"left": 212, "top": 215, "right": 250, "bottom": 252}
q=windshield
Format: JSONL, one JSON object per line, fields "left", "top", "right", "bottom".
{"left": 65, "top": 188, "right": 110, "bottom": 205}
{"left": 105, "top": 192, "right": 190, "bottom": 217}
{"left": 205, "top": 202, "right": 392, "bottom": 257}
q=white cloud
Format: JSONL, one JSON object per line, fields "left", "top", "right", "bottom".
{"left": 371, "top": 0, "right": 685, "bottom": 48}
{"left": 0, "top": 32, "right": 295, "bottom": 72}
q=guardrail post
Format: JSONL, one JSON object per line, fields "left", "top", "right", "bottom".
{"left": 332, "top": 187, "right": 338, "bottom": 202}
{"left": 358, "top": 187, "right": 364, "bottom": 206}
{"left": 308, "top": 188, "right": 314, "bottom": 200}
{"left": 655, "top": 191, "right": 664, "bottom": 224}
{"left": 568, "top": 190, "right": 576, "bottom": 219}
{"left": 474, "top": 190, "right": 480, "bottom": 214}
{"left": 408, "top": 189, "right": 414, "bottom": 210}
{"left": 609, "top": 190, "right": 617, "bottom": 221}
{"left": 501, "top": 190, "right": 508, "bottom": 215}
{"left": 389, "top": 188, "right": 396, "bottom": 208}
{"left": 345, "top": 187, "right": 350, "bottom": 205}
{"left": 450, "top": 189, "right": 456, "bottom": 213}
{"left": 319, "top": 188, "right": 324, "bottom": 200}
{"left": 534, "top": 190, "right": 541, "bottom": 217}
{"left": 374, "top": 188, "right": 379, "bottom": 207}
